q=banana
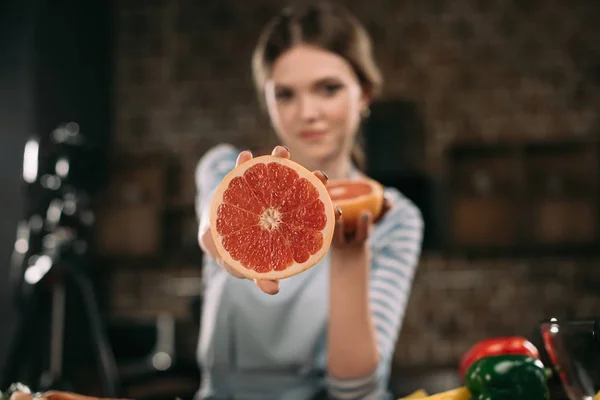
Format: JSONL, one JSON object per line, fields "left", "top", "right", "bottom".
{"left": 398, "top": 387, "right": 471, "bottom": 400}
{"left": 399, "top": 390, "right": 428, "bottom": 398}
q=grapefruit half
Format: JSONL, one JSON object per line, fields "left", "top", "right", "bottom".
{"left": 326, "top": 178, "right": 384, "bottom": 232}
{"left": 209, "top": 155, "right": 336, "bottom": 280}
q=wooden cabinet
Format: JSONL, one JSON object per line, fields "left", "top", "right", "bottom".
{"left": 451, "top": 197, "right": 521, "bottom": 247}
{"left": 450, "top": 146, "right": 519, "bottom": 197}
{"left": 530, "top": 200, "right": 596, "bottom": 246}
{"left": 446, "top": 140, "right": 599, "bottom": 255}
{"left": 95, "top": 204, "right": 162, "bottom": 256}
{"left": 96, "top": 154, "right": 168, "bottom": 208}
{"left": 93, "top": 154, "right": 169, "bottom": 257}
{"left": 447, "top": 145, "right": 523, "bottom": 250}
{"left": 524, "top": 143, "right": 598, "bottom": 248}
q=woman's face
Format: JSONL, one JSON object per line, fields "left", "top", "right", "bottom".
{"left": 264, "top": 44, "right": 369, "bottom": 165}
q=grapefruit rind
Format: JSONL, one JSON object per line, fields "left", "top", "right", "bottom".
{"left": 326, "top": 178, "right": 384, "bottom": 232}
{"left": 209, "top": 155, "right": 336, "bottom": 280}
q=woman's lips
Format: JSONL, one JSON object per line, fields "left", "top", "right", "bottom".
{"left": 299, "top": 130, "right": 327, "bottom": 140}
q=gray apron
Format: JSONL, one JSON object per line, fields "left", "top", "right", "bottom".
{"left": 196, "top": 255, "right": 331, "bottom": 400}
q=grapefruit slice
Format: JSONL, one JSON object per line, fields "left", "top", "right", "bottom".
{"left": 326, "top": 178, "right": 384, "bottom": 232}
{"left": 209, "top": 155, "right": 336, "bottom": 280}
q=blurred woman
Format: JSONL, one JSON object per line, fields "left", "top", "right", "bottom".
{"left": 195, "top": 2, "right": 424, "bottom": 399}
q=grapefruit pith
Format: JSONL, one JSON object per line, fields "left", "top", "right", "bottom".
{"left": 326, "top": 178, "right": 384, "bottom": 232}
{"left": 209, "top": 155, "right": 336, "bottom": 280}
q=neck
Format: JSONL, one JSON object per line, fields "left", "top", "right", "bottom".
{"left": 292, "top": 154, "right": 353, "bottom": 181}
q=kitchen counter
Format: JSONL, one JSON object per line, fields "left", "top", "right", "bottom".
{"left": 389, "top": 366, "right": 570, "bottom": 399}
{"left": 389, "top": 366, "right": 461, "bottom": 396}
{"left": 105, "top": 314, "right": 572, "bottom": 400}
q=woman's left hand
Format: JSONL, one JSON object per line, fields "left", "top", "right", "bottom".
{"left": 331, "top": 197, "right": 391, "bottom": 249}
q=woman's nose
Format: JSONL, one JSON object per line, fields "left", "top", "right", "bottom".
{"left": 298, "top": 96, "right": 319, "bottom": 121}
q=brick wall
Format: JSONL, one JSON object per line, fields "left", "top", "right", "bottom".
{"left": 109, "top": 0, "right": 600, "bottom": 367}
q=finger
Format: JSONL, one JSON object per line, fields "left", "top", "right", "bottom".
{"left": 255, "top": 279, "right": 280, "bottom": 295}
{"left": 313, "top": 170, "right": 329, "bottom": 185}
{"left": 334, "top": 205, "right": 343, "bottom": 221}
{"left": 271, "top": 145, "right": 291, "bottom": 159}
{"left": 218, "top": 258, "right": 247, "bottom": 279}
{"left": 10, "top": 392, "right": 33, "bottom": 400}
{"left": 333, "top": 217, "right": 346, "bottom": 246}
{"left": 199, "top": 227, "right": 219, "bottom": 258}
{"left": 201, "top": 228, "right": 248, "bottom": 279}
{"left": 352, "top": 211, "right": 372, "bottom": 244}
{"left": 236, "top": 150, "right": 253, "bottom": 166}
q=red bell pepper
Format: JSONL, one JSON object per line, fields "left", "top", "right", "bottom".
{"left": 459, "top": 336, "right": 541, "bottom": 379}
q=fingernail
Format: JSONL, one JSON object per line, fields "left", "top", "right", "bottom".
{"left": 320, "top": 170, "right": 329, "bottom": 180}
{"left": 335, "top": 205, "right": 343, "bottom": 217}
{"left": 245, "top": 149, "right": 253, "bottom": 156}
{"left": 282, "top": 145, "right": 290, "bottom": 152}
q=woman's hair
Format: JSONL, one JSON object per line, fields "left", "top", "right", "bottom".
{"left": 251, "top": 1, "right": 383, "bottom": 170}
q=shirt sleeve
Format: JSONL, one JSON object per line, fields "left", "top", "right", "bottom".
{"left": 195, "top": 143, "right": 239, "bottom": 227}
{"left": 195, "top": 144, "right": 239, "bottom": 275}
{"left": 326, "top": 195, "right": 424, "bottom": 400}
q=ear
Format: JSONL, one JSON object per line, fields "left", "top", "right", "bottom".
{"left": 359, "top": 83, "right": 373, "bottom": 114}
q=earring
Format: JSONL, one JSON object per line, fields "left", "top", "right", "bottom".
{"left": 361, "top": 107, "right": 371, "bottom": 118}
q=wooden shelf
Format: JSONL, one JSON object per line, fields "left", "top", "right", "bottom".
{"left": 445, "top": 139, "right": 600, "bottom": 256}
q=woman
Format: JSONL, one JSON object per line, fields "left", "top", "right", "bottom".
{"left": 194, "top": 2, "right": 424, "bottom": 399}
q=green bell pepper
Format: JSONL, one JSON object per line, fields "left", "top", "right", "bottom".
{"left": 464, "top": 354, "right": 550, "bottom": 400}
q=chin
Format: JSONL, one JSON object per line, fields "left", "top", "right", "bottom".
{"left": 308, "top": 148, "right": 342, "bottom": 164}
{"left": 290, "top": 138, "right": 343, "bottom": 163}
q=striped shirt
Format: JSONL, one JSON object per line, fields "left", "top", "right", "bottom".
{"left": 195, "top": 144, "right": 423, "bottom": 400}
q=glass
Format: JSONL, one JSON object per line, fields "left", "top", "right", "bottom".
{"left": 540, "top": 318, "right": 600, "bottom": 400}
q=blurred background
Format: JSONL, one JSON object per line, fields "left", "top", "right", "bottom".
{"left": 1, "top": 0, "right": 600, "bottom": 399}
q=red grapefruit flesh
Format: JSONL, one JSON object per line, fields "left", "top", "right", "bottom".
{"left": 326, "top": 178, "right": 384, "bottom": 233}
{"left": 209, "top": 155, "right": 336, "bottom": 280}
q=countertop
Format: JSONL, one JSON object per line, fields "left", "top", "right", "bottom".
{"left": 389, "top": 366, "right": 570, "bottom": 399}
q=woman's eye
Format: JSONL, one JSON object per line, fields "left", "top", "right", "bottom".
{"left": 275, "top": 90, "right": 293, "bottom": 101}
{"left": 320, "top": 83, "right": 343, "bottom": 96}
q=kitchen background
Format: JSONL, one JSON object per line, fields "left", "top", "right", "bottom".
{"left": 1, "top": 0, "right": 600, "bottom": 398}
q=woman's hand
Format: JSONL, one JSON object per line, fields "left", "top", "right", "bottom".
{"left": 332, "top": 197, "right": 391, "bottom": 250}
{"left": 199, "top": 145, "right": 335, "bottom": 295}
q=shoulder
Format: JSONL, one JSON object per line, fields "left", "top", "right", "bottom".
{"left": 383, "top": 186, "right": 423, "bottom": 228}
{"left": 195, "top": 143, "right": 239, "bottom": 188}
{"left": 372, "top": 185, "right": 424, "bottom": 247}
{"left": 196, "top": 143, "right": 239, "bottom": 174}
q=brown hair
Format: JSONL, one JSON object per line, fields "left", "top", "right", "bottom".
{"left": 251, "top": 1, "right": 383, "bottom": 171}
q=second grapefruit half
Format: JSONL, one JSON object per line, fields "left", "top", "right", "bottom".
{"left": 326, "top": 178, "right": 384, "bottom": 233}
{"left": 209, "top": 155, "right": 336, "bottom": 280}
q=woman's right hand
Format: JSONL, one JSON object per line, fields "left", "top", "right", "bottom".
{"left": 198, "top": 147, "right": 287, "bottom": 296}
{"left": 199, "top": 145, "right": 334, "bottom": 294}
